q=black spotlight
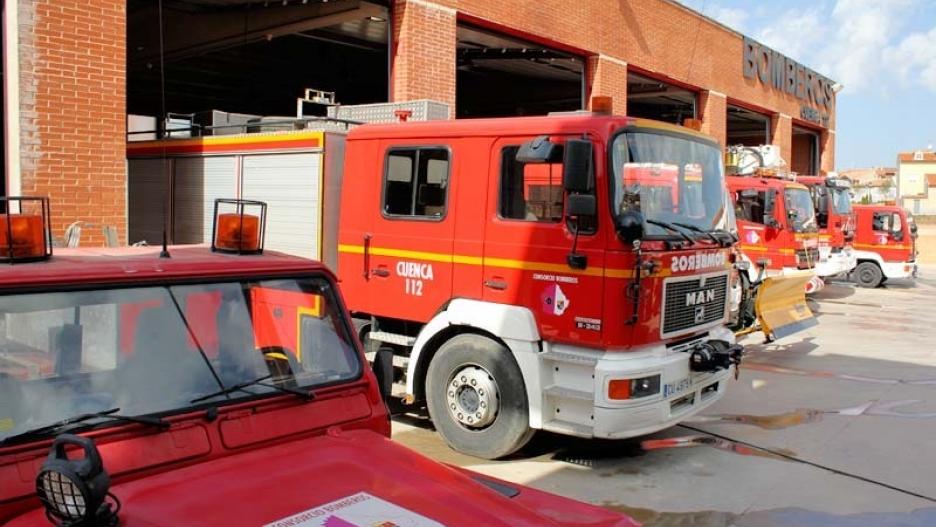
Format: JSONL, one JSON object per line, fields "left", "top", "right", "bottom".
{"left": 35, "top": 434, "right": 120, "bottom": 527}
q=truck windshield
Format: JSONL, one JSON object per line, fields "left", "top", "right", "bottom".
{"left": 0, "top": 277, "right": 360, "bottom": 444}
{"left": 830, "top": 187, "right": 852, "bottom": 214}
{"left": 611, "top": 130, "right": 729, "bottom": 237}
{"left": 785, "top": 187, "right": 818, "bottom": 232}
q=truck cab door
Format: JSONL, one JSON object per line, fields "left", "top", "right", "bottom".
{"left": 365, "top": 144, "right": 456, "bottom": 323}
{"left": 481, "top": 137, "right": 605, "bottom": 347}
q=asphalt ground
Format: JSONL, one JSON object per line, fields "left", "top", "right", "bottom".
{"left": 392, "top": 265, "right": 936, "bottom": 527}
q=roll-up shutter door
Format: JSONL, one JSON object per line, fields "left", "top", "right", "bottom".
{"left": 127, "top": 159, "right": 170, "bottom": 245}
{"left": 173, "top": 156, "right": 238, "bottom": 244}
{"left": 241, "top": 153, "right": 322, "bottom": 259}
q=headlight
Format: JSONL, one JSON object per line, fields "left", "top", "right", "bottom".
{"left": 608, "top": 375, "right": 661, "bottom": 400}
{"left": 36, "top": 434, "right": 119, "bottom": 527}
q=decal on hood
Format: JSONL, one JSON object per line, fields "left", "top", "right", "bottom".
{"left": 541, "top": 283, "right": 570, "bottom": 316}
{"left": 265, "top": 492, "right": 444, "bottom": 527}
{"left": 670, "top": 252, "right": 727, "bottom": 272}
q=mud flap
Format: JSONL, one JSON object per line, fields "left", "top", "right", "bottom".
{"left": 755, "top": 272, "right": 818, "bottom": 339}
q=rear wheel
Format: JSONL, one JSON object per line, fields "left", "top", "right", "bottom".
{"left": 853, "top": 261, "right": 883, "bottom": 288}
{"left": 425, "top": 334, "right": 534, "bottom": 459}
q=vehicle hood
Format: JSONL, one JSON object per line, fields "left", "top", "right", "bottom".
{"left": 10, "top": 428, "right": 637, "bottom": 527}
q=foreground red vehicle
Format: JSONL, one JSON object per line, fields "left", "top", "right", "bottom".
{"left": 0, "top": 198, "right": 638, "bottom": 527}
{"left": 850, "top": 204, "right": 918, "bottom": 287}
{"left": 796, "top": 175, "right": 857, "bottom": 277}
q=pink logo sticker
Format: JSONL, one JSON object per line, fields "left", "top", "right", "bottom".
{"left": 541, "top": 284, "right": 570, "bottom": 316}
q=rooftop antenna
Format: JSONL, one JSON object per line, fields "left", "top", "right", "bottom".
{"left": 158, "top": 0, "right": 171, "bottom": 259}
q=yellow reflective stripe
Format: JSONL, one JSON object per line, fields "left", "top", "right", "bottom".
{"left": 854, "top": 243, "right": 911, "bottom": 250}
{"left": 338, "top": 244, "right": 637, "bottom": 278}
{"left": 740, "top": 245, "right": 769, "bottom": 252}
{"left": 264, "top": 352, "right": 290, "bottom": 362}
{"left": 779, "top": 249, "right": 795, "bottom": 255}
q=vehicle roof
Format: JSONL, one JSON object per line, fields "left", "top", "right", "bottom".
{"left": 0, "top": 245, "right": 328, "bottom": 291}
{"left": 347, "top": 113, "right": 718, "bottom": 143}
{"left": 853, "top": 204, "right": 905, "bottom": 214}
{"left": 726, "top": 175, "right": 808, "bottom": 190}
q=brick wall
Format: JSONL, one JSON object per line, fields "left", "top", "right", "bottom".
{"left": 17, "top": 0, "right": 126, "bottom": 245}
{"left": 391, "top": 0, "right": 457, "bottom": 111}
{"left": 585, "top": 55, "right": 628, "bottom": 115}
{"left": 770, "top": 113, "right": 792, "bottom": 167}
{"left": 394, "top": 0, "right": 835, "bottom": 162}
{"left": 699, "top": 90, "right": 727, "bottom": 146}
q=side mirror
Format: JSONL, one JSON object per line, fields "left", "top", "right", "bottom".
{"left": 566, "top": 194, "right": 596, "bottom": 218}
{"left": 764, "top": 215, "right": 781, "bottom": 229}
{"left": 516, "top": 135, "right": 563, "bottom": 163}
{"left": 615, "top": 211, "right": 644, "bottom": 245}
{"left": 910, "top": 223, "right": 918, "bottom": 235}
{"left": 562, "top": 139, "right": 593, "bottom": 193}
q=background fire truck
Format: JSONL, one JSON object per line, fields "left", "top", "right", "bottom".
{"left": 127, "top": 103, "right": 743, "bottom": 459}
{"left": 796, "top": 174, "right": 857, "bottom": 278}
{"left": 851, "top": 204, "right": 918, "bottom": 287}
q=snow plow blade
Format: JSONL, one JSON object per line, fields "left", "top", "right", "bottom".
{"left": 755, "top": 272, "right": 817, "bottom": 339}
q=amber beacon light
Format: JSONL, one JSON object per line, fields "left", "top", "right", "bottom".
{"left": 211, "top": 198, "right": 267, "bottom": 254}
{"left": 0, "top": 196, "right": 53, "bottom": 263}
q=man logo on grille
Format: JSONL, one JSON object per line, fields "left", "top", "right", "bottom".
{"left": 685, "top": 289, "right": 716, "bottom": 306}
{"left": 694, "top": 305, "right": 706, "bottom": 323}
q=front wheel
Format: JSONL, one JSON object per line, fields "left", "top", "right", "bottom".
{"left": 425, "top": 334, "right": 534, "bottom": 459}
{"left": 853, "top": 261, "right": 883, "bottom": 288}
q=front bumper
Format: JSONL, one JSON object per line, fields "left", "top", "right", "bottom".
{"left": 814, "top": 247, "right": 856, "bottom": 278}
{"left": 881, "top": 261, "right": 917, "bottom": 280}
{"left": 537, "top": 327, "right": 737, "bottom": 440}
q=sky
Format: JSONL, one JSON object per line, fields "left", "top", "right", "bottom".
{"left": 676, "top": 0, "right": 936, "bottom": 170}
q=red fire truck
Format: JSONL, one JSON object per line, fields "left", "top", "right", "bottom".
{"left": 726, "top": 176, "right": 822, "bottom": 281}
{"left": 337, "top": 110, "right": 743, "bottom": 459}
{"left": 0, "top": 197, "right": 638, "bottom": 527}
{"left": 126, "top": 105, "right": 745, "bottom": 460}
{"left": 795, "top": 175, "right": 857, "bottom": 278}
{"left": 850, "top": 204, "right": 918, "bottom": 287}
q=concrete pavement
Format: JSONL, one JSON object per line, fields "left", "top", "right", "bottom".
{"left": 392, "top": 265, "right": 936, "bottom": 526}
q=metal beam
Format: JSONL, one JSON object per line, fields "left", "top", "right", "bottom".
{"left": 131, "top": 0, "right": 384, "bottom": 64}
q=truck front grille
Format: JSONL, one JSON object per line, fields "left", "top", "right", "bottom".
{"left": 662, "top": 273, "right": 728, "bottom": 337}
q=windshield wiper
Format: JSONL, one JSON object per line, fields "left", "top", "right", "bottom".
{"left": 672, "top": 222, "right": 721, "bottom": 245}
{"left": 646, "top": 219, "right": 695, "bottom": 244}
{"left": 190, "top": 374, "right": 313, "bottom": 404}
{"left": 1, "top": 408, "right": 169, "bottom": 445}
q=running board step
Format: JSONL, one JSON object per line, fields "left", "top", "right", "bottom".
{"left": 539, "top": 350, "right": 598, "bottom": 367}
{"left": 370, "top": 331, "right": 417, "bottom": 347}
{"left": 542, "top": 418, "right": 593, "bottom": 437}
{"left": 365, "top": 351, "right": 409, "bottom": 369}
{"left": 544, "top": 385, "right": 594, "bottom": 402}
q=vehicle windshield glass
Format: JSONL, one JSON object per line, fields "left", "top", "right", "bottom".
{"left": 830, "top": 187, "right": 852, "bottom": 214}
{"left": 784, "top": 187, "right": 818, "bottom": 232}
{"left": 611, "top": 130, "right": 729, "bottom": 236}
{"left": 0, "top": 277, "right": 360, "bottom": 443}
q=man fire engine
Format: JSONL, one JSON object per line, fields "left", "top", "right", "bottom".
{"left": 851, "top": 204, "right": 918, "bottom": 287}
{"left": 796, "top": 174, "right": 857, "bottom": 278}
{"left": 126, "top": 99, "right": 745, "bottom": 460}
{"left": 0, "top": 197, "right": 638, "bottom": 527}
{"left": 337, "top": 102, "right": 743, "bottom": 459}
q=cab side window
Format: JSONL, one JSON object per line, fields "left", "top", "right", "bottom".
{"left": 734, "top": 189, "right": 774, "bottom": 225}
{"left": 383, "top": 148, "right": 449, "bottom": 219}
{"left": 499, "top": 146, "right": 564, "bottom": 222}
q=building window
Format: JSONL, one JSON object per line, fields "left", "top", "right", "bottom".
{"left": 499, "top": 146, "right": 564, "bottom": 222}
{"left": 382, "top": 148, "right": 449, "bottom": 219}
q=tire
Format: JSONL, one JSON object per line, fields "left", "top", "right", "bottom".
{"left": 425, "top": 334, "right": 534, "bottom": 459}
{"left": 853, "top": 261, "right": 883, "bottom": 288}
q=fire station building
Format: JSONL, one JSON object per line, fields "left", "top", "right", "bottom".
{"left": 1, "top": 0, "right": 837, "bottom": 243}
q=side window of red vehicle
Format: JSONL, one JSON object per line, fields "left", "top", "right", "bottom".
{"left": 382, "top": 147, "right": 450, "bottom": 219}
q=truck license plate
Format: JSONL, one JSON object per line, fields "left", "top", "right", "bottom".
{"left": 664, "top": 377, "right": 691, "bottom": 398}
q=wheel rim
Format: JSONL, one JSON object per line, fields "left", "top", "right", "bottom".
{"left": 446, "top": 365, "right": 499, "bottom": 429}
{"left": 858, "top": 266, "right": 877, "bottom": 284}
